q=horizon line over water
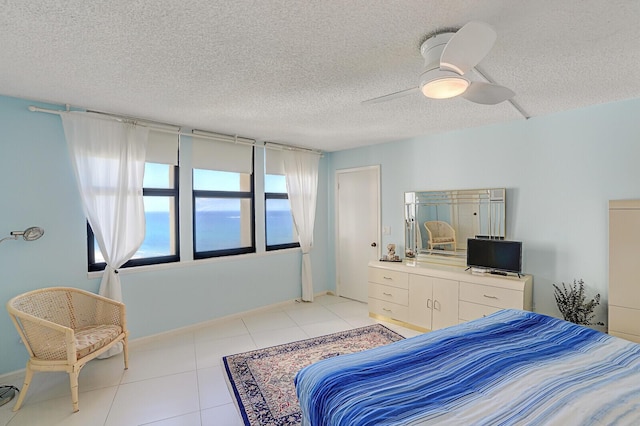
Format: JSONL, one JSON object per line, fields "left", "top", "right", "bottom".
{"left": 126, "top": 210, "right": 296, "bottom": 259}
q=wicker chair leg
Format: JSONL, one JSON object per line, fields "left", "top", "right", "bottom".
{"left": 69, "top": 370, "right": 79, "bottom": 413}
{"left": 12, "top": 365, "right": 33, "bottom": 412}
{"left": 123, "top": 338, "right": 129, "bottom": 370}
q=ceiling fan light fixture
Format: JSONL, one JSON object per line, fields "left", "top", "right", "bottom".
{"left": 422, "top": 77, "right": 469, "bottom": 99}
{"left": 419, "top": 69, "right": 469, "bottom": 99}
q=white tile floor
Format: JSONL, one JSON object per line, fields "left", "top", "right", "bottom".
{"left": 0, "top": 295, "right": 421, "bottom": 426}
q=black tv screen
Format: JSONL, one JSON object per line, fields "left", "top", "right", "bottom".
{"left": 466, "top": 238, "right": 522, "bottom": 273}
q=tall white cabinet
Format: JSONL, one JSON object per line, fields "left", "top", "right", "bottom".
{"left": 609, "top": 200, "right": 640, "bottom": 343}
{"left": 368, "top": 261, "right": 533, "bottom": 332}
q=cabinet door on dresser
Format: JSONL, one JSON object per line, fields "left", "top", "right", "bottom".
{"left": 408, "top": 274, "right": 459, "bottom": 331}
{"left": 432, "top": 278, "right": 460, "bottom": 330}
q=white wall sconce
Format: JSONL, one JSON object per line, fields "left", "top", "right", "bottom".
{"left": 0, "top": 227, "right": 44, "bottom": 244}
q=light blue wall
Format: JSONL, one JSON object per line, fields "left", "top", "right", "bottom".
{"left": 0, "top": 95, "right": 330, "bottom": 374}
{"left": 3, "top": 92, "right": 639, "bottom": 374}
{"left": 327, "top": 98, "right": 640, "bottom": 325}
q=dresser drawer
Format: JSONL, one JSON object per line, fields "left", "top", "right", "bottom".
{"left": 459, "top": 281, "right": 523, "bottom": 309}
{"left": 459, "top": 301, "right": 502, "bottom": 322}
{"left": 368, "top": 283, "right": 409, "bottom": 306}
{"left": 368, "top": 297, "right": 409, "bottom": 323}
{"left": 368, "top": 267, "right": 409, "bottom": 289}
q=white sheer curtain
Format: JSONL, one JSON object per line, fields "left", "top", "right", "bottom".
{"left": 283, "top": 150, "right": 320, "bottom": 302}
{"left": 61, "top": 112, "right": 148, "bottom": 356}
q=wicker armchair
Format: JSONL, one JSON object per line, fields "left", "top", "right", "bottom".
{"left": 6, "top": 287, "right": 129, "bottom": 413}
{"left": 424, "top": 221, "right": 457, "bottom": 252}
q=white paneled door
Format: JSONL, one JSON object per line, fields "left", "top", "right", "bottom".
{"left": 336, "top": 166, "right": 380, "bottom": 302}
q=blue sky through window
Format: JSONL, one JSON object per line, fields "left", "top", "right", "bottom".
{"left": 143, "top": 165, "right": 290, "bottom": 211}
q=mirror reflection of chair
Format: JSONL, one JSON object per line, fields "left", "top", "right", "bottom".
{"left": 6, "top": 287, "right": 129, "bottom": 413}
{"left": 424, "top": 221, "right": 457, "bottom": 252}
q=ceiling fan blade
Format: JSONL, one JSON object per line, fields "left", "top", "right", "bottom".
{"left": 462, "top": 81, "right": 515, "bottom": 105}
{"left": 361, "top": 87, "right": 420, "bottom": 105}
{"left": 440, "top": 21, "right": 497, "bottom": 75}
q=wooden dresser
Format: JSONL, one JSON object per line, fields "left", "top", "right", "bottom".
{"left": 368, "top": 260, "right": 533, "bottom": 331}
{"left": 609, "top": 200, "right": 640, "bottom": 343}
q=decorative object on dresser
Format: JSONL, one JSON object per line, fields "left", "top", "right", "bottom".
{"left": 223, "top": 324, "right": 404, "bottom": 426}
{"left": 609, "top": 199, "right": 640, "bottom": 343}
{"left": 368, "top": 261, "right": 532, "bottom": 331}
{"left": 380, "top": 243, "right": 401, "bottom": 261}
{"left": 553, "top": 279, "right": 603, "bottom": 326}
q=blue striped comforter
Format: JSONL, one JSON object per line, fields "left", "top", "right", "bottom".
{"left": 294, "top": 309, "right": 640, "bottom": 425}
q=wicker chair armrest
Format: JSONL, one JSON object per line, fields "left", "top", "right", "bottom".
{"left": 8, "top": 308, "right": 75, "bottom": 361}
{"left": 8, "top": 306, "right": 72, "bottom": 334}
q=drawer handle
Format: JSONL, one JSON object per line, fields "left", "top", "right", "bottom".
{"left": 426, "top": 299, "right": 433, "bottom": 309}
{"left": 382, "top": 307, "right": 392, "bottom": 312}
{"left": 483, "top": 294, "right": 499, "bottom": 299}
{"left": 434, "top": 300, "right": 441, "bottom": 311}
{"left": 382, "top": 292, "right": 393, "bottom": 296}
{"left": 383, "top": 276, "right": 393, "bottom": 280}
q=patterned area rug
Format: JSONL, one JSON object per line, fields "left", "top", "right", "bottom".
{"left": 223, "top": 324, "right": 405, "bottom": 426}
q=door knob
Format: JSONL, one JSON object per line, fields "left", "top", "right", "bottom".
{"left": 371, "top": 242, "right": 377, "bottom": 247}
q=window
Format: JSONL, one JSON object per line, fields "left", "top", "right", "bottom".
{"left": 85, "top": 130, "right": 268, "bottom": 269}
{"left": 88, "top": 162, "right": 180, "bottom": 271}
{"left": 193, "top": 169, "right": 255, "bottom": 258}
{"left": 265, "top": 174, "right": 298, "bottom": 250}
{"left": 191, "top": 133, "right": 255, "bottom": 259}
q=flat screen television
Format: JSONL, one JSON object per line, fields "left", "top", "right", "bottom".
{"left": 466, "top": 238, "right": 522, "bottom": 274}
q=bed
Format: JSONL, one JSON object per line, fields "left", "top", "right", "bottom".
{"left": 294, "top": 309, "right": 640, "bottom": 425}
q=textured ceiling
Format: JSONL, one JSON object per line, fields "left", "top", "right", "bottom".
{"left": 1, "top": 1, "right": 639, "bottom": 152}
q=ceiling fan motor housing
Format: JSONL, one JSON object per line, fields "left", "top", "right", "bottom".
{"left": 420, "top": 32, "right": 455, "bottom": 71}
{"left": 419, "top": 32, "right": 469, "bottom": 98}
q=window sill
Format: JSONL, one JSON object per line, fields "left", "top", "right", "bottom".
{"left": 86, "top": 247, "right": 302, "bottom": 279}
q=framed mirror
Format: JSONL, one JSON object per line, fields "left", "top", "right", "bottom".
{"left": 405, "top": 188, "right": 506, "bottom": 261}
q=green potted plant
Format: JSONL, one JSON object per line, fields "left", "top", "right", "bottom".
{"left": 552, "top": 279, "right": 604, "bottom": 326}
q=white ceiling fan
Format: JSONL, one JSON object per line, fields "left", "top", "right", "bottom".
{"left": 362, "top": 21, "right": 515, "bottom": 106}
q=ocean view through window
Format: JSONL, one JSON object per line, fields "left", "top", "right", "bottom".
{"left": 193, "top": 169, "right": 255, "bottom": 258}
{"left": 265, "top": 174, "right": 298, "bottom": 250}
{"left": 90, "top": 162, "right": 179, "bottom": 269}
{"left": 90, "top": 148, "right": 299, "bottom": 269}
